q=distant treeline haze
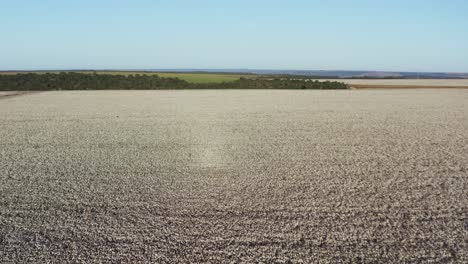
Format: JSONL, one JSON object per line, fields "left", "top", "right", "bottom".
{"left": 0, "top": 72, "right": 349, "bottom": 90}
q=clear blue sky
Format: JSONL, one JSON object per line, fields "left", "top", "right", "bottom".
{"left": 1, "top": 0, "right": 467, "bottom": 72}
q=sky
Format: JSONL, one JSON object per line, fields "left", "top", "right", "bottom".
{"left": 1, "top": 0, "right": 467, "bottom": 72}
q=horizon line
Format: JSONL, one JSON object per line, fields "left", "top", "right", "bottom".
{"left": 1, "top": 68, "right": 467, "bottom": 75}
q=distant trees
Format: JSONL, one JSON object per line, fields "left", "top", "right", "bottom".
{"left": 0, "top": 72, "right": 349, "bottom": 91}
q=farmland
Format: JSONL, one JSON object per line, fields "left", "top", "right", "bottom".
{"left": 0, "top": 71, "right": 252, "bottom": 84}
{"left": 323, "top": 79, "right": 468, "bottom": 89}
{"left": 1, "top": 90, "right": 467, "bottom": 262}
{"left": 0, "top": 73, "right": 349, "bottom": 90}
{"left": 3, "top": 71, "right": 468, "bottom": 87}
{"left": 154, "top": 72, "right": 251, "bottom": 83}
{"left": 82, "top": 71, "right": 253, "bottom": 83}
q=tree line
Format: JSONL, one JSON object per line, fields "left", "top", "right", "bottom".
{"left": 0, "top": 72, "right": 349, "bottom": 91}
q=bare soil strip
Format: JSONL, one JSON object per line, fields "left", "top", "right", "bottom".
{"left": 351, "top": 84, "right": 468, "bottom": 89}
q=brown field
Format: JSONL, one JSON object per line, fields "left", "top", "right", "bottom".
{"left": 1, "top": 89, "right": 467, "bottom": 262}
{"left": 322, "top": 79, "right": 468, "bottom": 89}
{"left": 352, "top": 84, "right": 468, "bottom": 89}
